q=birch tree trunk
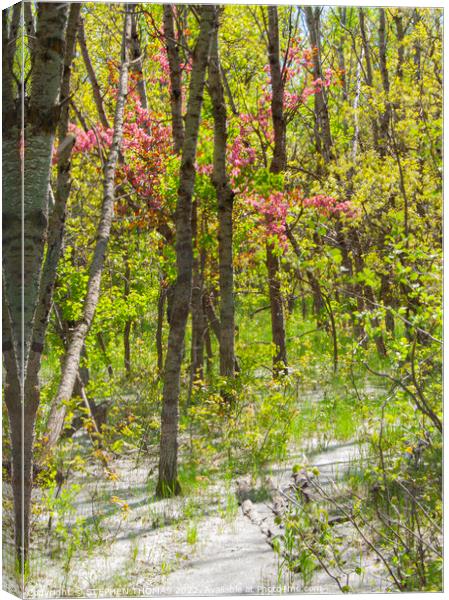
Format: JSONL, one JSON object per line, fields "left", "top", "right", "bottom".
{"left": 267, "top": 6, "right": 287, "bottom": 373}
{"left": 157, "top": 5, "right": 216, "bottom": 497}
{"left": 2, "top": 299, "right": 39, "bottom": 570}
{"left": 44, "top": 6, "right": 132, "bottom": 455}
{"left": 3, "top": 2, "right": 69, "bottom": 377}
{"left": 208, "top": 18, "right": 236, "bottom": 378}
{"left": 2, "top": 2, "right": 73, "bottom": 568}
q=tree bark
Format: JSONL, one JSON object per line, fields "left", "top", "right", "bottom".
{"left": 163, "top": 4, "right": 185, "bottom": 153}
{"left": 378, "top": 8, "right": 391, "bottom": 155}
{"left": 190, "top": 200, "right": 205, "bottom": 383}
{"left": 208, "top": 19, "right": 236, "bottom": 378}
{"left": 123, "top": 257, "right": 132, "bottom": 377}
{"left": 358, "top": 8, "right": 379, "bottom": 146}
{"left": 78, "top": 16, "right": 110, "bottom": 129}
{"left": 43, "top": 7, "right": 132, "bottom": 456}
{"left": 157, "top": 5, "right": 216, "bottom": 497}
{"left": 358, "top": 9, "right": 373, "bottom": 86}
{"left": 2, "top": 298, "right": 39, "bottom": 572}
{"left": 3, "top": 2, "right": 69, "bottom": 377}
{"left": 266, "top": 6, "right": 287, "bottom": 372}
{"left": 2, "top": 2, "right": 76, "bottom": 568}
{"left": 130, "top": 5, "right": 148, "bottom": 110}
{"left": 156, "top": 283, "right": 167, "bottom": 375}
{"left": 393, "top": 12, "right": 405, "bottom": 79}
{"left": 304, "top": 6, "right": 333, "bottom": 163}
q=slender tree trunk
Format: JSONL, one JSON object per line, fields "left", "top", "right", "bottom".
{"left": 358, "top": 8, "right": 373, "bottom": 86}
{"left": 96, "top": 332, "right": 114, "bottom": 379}
{"left": 26, "top": 1, "right": 81, "bottom": 391}
{"left": 306, "top": 270, "right": 325, "bottom": 320}
{"left": 78, "top": 17, "right": 110, "bottom": 129}
{"left": 208, "top": 20, "right": 236, "bottom": 378}
{"left": 304, "top": 6, "right": 333, "bottom": 163}
{"left": 352, "top": 46, "right": 363, "bottom": 161}
{"left": 378, "top": 8, "right": 391, "bottom": 155}
{"left": 157, "top": 5, "right": 216, "bottom": 497}
{"left": 163, "top": 4, "right": 185, "bottom": 153}
{"left": 393, "top": 12, "right": 405, "bottom": 79}
{"left": 337, "top": 8, "right": 348, "bottom": 102}
{"left": 156, "top": 282, "right": 167, "bottom": 375}
{"left": 2, "top": 301, "right": 39, "bottom": 571}
{"left": 190, "top": 200, "right": 205, "bottom": 383}
{"left": 123, "top": 257, "right": 132, "bottom": 376}
{"left": 204, "top": 320, "right": 213, "bottom": 374}
{"left": 358, "top": 8, "right": 379, "bottom": 146}
{"left": 161, "top": 4, "right": 185, "bottom": 364}
{"left": 130, "top": 4, "right": 148, "bottom": 109}
{"left": 43, "top": 8, "right": 132, "bottom": 456}
{"left": 53, "top": 306, "right": 105, "bottom": 437}
{"left": 380, "top": 272, "right": 395, "bottom": 334}
{"left": 204, "top": 291, "right": 221, "bottom": 342}
{"left": 266, "top": 6, "right": 287, "bottom": 372}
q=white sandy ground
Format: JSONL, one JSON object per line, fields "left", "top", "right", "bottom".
{"left": 2, "top": 379, "right": 389, "bottom": 597}
{"left": 3, "top": 430, "right": 392, "bottom": 597}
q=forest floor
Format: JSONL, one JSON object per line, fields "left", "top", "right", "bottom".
{"left": 3, "top": 428, "right": 392, "bottom": 597}
{"left": 8, "top": 450, "right": 390, "bottom": 597}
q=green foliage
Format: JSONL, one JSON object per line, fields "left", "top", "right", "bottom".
{"left": 16, "top": 4, "right": 442, "bottom": 593}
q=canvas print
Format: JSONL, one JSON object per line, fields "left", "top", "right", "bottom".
{"left": 2, "top": 1, "right": 443, "bottom": 597}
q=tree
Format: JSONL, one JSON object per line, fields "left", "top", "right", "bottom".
{"left": 266, "top": 6, "right": 288, "bottom": 372}
{"left": 208, "top": 10, "right": 236, "bottom": 378}
{"left": 2, "top": 1, "right": 75, "bottom": 566}
{"left": 44, "top": 5, "right": 133, "bottom": 454}
{"left": 157, "top": 4, "right": 217, "bottom": 497}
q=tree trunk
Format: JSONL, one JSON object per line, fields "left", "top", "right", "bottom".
{"left": 3, "top": 2, "right": 69, "bottom": 377}
{"left": 358, "top": 8, "right": 373, "bottom": 86}
{"left": 157, "top": 5, "right": 216, "bottom": 498}
{"left": 393, "top": 12, "right": 405, "bottom": 79}
{"left": 97, "top": 332, "right": 114, "bottom": 379}
{"left": 156, "top": 283, "right": 167, "bottom": 375}
{"left": 337, "top": 8, "right": 348, "bottom": 102}
{"left": 378, "top": 8, "right": 391, "bottom": 155}
{"left": 266, "top": 6, "right": 287, "bottom": 372}
{"left": 43, "top": 8, "right": 132, "bottom": 456}
{"left": 304, "top": 6, "right": 333, "bottom": 163}
{"left": 163, "top": 4, "right": 185, "bottom": 153}
{"left": 3, "top": 299, "right": 39, "bottom": 572}
{"left": 190, "top": 200, "right": 205, "bottom": 383}
{"left": 204, "top": 291, "right": 221, "bottom": 342}
{"left": 358, "top": 8, "right": 379, "bottom": 146}
{"left": 130, "top": 5, "right": 148, "bottom": 109}
{"left": 124, "top": 257, "right": 132, "bottom": 377}
{"left": 78, "top": 17, "right": 110, "bottom": 129}
{"left": 208, "top": 20, "right": 236, "bottom": 378}
{"left": 2, "top": 3, "right": 78, "bottom": 568}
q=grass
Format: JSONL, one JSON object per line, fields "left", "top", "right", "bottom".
{"left": 186, "top": 522, "right": 198, "bottom": 545}
{"left": 33, "top": 299, "right": 428, "bottom": 593}
{"left": 219, "top": 489, "right": 239, "bottom": 522}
